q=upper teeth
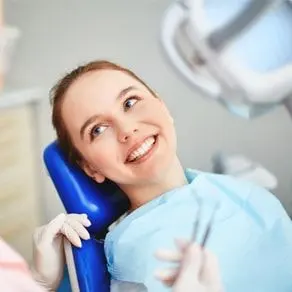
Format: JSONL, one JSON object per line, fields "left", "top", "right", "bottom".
{"left": 127, "top": 136, "right": 155, "bottom": 162}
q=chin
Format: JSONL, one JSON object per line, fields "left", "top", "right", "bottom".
{"left": 146, "top": 155, "right": 176, "bottom": 182}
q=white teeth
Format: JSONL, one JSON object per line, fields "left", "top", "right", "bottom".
{"left": 127, "top": 136, "right": 155, "bottom": 162}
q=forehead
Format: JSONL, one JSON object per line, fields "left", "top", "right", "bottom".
{"left": 64, "top": 69, "right": 143, "bottom": 104}
{"left": 61, "top": 69, "right": 146, "bottom": 132}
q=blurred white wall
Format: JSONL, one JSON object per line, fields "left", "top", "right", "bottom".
{"left": 4, "top": 0, "right": 292, "bottom": 220}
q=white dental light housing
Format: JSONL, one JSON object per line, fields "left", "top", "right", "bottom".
{"left": 160, "top": 1, "right": 221, "bottom": 98}
{"left": 160, "top": 0, "right": 292, "bottom": 119}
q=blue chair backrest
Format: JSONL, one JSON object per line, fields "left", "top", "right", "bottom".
{"left": 43, "top": 141, "right": 130, "bottom": 292}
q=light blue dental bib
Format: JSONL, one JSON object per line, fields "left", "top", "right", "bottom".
{"left": 105, "top": 169, "right": 292, "bottom": 292}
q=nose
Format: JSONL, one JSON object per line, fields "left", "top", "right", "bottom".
{"left": 118, "top": 125, "right": 139, "bottom": 143}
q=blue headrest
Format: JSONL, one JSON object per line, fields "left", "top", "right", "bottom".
{"left": 43, "top": 141, "right": 130, "bottom": 235}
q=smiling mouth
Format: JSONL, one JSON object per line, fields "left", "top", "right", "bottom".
{"left": 126, "top": 135, "right": 158, "bottom": 163}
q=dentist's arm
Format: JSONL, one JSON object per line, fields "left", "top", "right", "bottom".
{"left": 155, "top": 239, "right": 224, "bottom": 292}
{"left": 31, "top": 213, "right": 91, "bottom": 291}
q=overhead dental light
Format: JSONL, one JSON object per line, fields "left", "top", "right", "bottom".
{"left": 160, "top": 0, "right": 292, "bottom": 119}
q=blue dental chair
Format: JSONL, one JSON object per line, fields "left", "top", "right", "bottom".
{"left": 43, "top": 141, "right": 130, "bottom": 292}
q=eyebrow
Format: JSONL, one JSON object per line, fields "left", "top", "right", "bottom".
{"left": 80, "top": 85, "right": 136, "bottom": 139}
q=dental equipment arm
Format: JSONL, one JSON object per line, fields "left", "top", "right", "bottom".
{"left": 161, "top": 0, "right": 292, "bottom": 119}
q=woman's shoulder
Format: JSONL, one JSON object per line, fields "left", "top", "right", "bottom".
{"left": 188, "top": 168, "right": 268, "bottom": 197}
{"left": 195, "top": 170, "right": 289, "bottom": 222}
{"left": 187, "top": 168, "right": 252, "bottom": 196}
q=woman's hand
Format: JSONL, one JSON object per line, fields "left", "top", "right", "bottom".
{"left": 31, "top": 213, "right": 91, "bottom": 291}
{"left": 155, "top": 239, "right": 224, "bottom": 292}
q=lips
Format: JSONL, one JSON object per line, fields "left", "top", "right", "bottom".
{"left": 126, "top": 135, "right": 157, "bottom": 163}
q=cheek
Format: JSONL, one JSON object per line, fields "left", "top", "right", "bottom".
{"left": 152, "top": 101, "right": 173, "bottom": 123}
{"left": 162, "top": 115, "right": 177, "bottom": 151}
{"left": 138, "top": 100, "right": 172, "bottom": 122}
{"left": 85, "top": 138, "right": 121, "bottom": 171}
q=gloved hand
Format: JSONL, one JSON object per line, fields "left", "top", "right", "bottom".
{"left": 31, "top": 213, "right": 91, "bottom": 291}
{"left": 155, "top": 239, "right": 224, "bottom": 292}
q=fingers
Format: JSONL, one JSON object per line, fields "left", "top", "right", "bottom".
{"left": 67, "top": 213, "right": 91, "bottom": 227}
{"left": 175, "top": 238, "right": 190, "bottom": 252}
{"left": 66, "top": 216, "right": 91, "bottom": 241}
{"left": 171, "top": 245, "right": 204, "bottom": 292}
{"left": 181, "top": 243, "right": 203, "bottom": 275}
{"left": 61, "top": 222, "right": 83, "bottom": 248}
{"left": 154, "top": 238, "right": 191, "bottom": 287}
{"left": 40, "top": 213, "right": 91, "bottom": 248}
{"left": 155, "top": 241, "right": 203, "bottom": 288}
{"left": 155, "top": 268, "right": 178, "bottom": 287}
{"left": 155, "top": 249, "right": 182, "bottom": 262}
{"left": 41, "top": 213, "right": 67, "bottom": 243}
{"left": 154, "top": 237, "right": 192, "bottom": 263}
{"left": 200, "top": 249, "right": 222, "bottom": 285}
{"left": 155, "top": 238, "right": 189, "bottom": 260}
{"left": 155, "top": 238, "right": 223, "bottom": 290}
{"left": 61, "top": 214, "right": 91, "bottom": 248}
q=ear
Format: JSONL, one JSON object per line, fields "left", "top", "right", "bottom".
{"left": 80, "top": 161, "right": 106, "bottom": 183}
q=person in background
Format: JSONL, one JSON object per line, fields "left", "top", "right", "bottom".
{"left": 0, "top": 236, "right": 44, "bottom": 292}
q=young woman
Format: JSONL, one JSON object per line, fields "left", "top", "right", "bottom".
{"left": 32, "top": 60, "right": 292, "bottom": 292}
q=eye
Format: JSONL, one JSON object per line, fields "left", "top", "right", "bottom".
{"left": 90, "top": 125, "right": 107, "bottom": 140}
{"left": 123, "top": 96, "right": 139, "bottom": 111}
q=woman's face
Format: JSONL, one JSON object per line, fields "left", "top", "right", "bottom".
{"left": 61, "top": 69, "right": 177, "bottom": 187}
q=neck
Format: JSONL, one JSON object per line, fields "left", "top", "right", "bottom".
{"left": 121, "top": 156, "right": 188, "bottom": 211}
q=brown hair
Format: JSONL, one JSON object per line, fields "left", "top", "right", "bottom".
{"left": 50, "top": 60, "right": 156, "bottom": 165}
